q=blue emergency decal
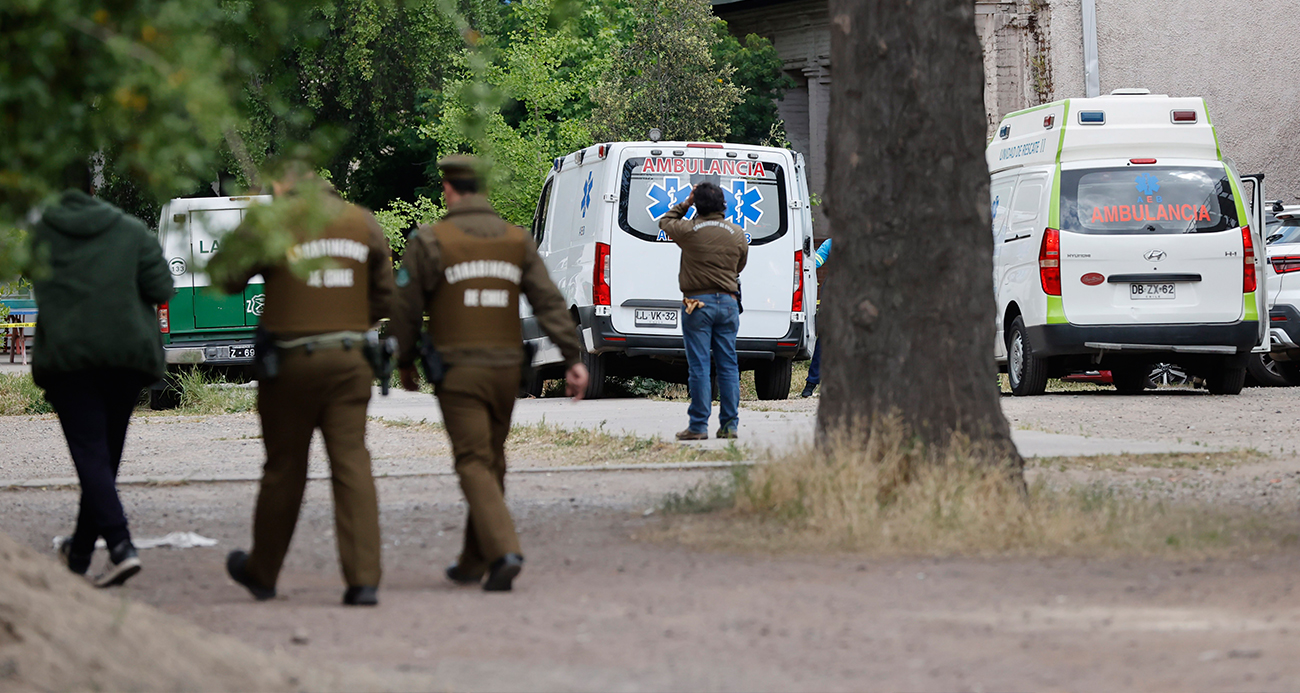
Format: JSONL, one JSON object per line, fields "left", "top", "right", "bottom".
{"left": 724, "top": 180, "right": 763, "bottom": 228}
{"left": 646, "top": 177, "right": 695, "bottom": 221}
{"left": 581, "top": 171, "right": 594, "bottom": 218}
{"left": 991, "top": 195, "right": 1000, "bottom": 225}
{"left": 1135, "top": 173, "right": 1162, "bottom": 203}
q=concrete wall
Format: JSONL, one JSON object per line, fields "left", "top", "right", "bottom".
{"left": 1074, "top": 0, "right": 1300, "bottom": 201}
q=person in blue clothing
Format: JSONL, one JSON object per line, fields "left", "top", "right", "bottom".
{"left": 801, "top": 238, "right": 832, "bottom": 397}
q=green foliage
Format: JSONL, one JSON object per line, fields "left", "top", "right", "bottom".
{"left": 0, "top": 373, "right": 52, "bottom": 416}
{"left": 174, "top": 368, "right": 256, "bottom": 414}
{"left": 712, "top": 28, "right": 795, "bottom": 145}
{"left": 373, "top": 196, "right": 444, "bottom": 256}
{"left": 589, "top": 0, "right": 743, "bottom": 142}
{"left": 425, "top": 0, "right": 623, "bottom": 225}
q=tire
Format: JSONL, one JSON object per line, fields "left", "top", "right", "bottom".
{"left": 1276, "top": 359, "right": 1300, "bottom": 386}
{"left": 1206, "top": 364, "right": 1247, "bottom": 395}
{"left": 148, "top": 383, "right": 180, "bottom": 410}
{"left": 1246, "top": 353, "right": 1294, "bottom": 387}
{"left": 519, "top": 372, "right": 546, "bottom": 399}
{"left": 1111, "top": 366, "right": 1149, "bottom": 394}
{"left": 1006, "top": 316, "right": 1048, "bottom": 396}
{"left": 580, "top": 349, "right": 605, "bottom": 400}
{"left": 754, "top": 357, "right": 793, "bottom": 400}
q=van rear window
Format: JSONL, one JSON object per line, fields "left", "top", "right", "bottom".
{"left": 1059, "top": 166, "right": 1239, "bottom": 235}
{"left": 617, "top": 157, "right": 788, "bottom": 245}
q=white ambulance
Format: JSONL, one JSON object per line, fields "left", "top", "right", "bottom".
{"left": 525, "top": 141, "right": 817, "bottom": 399}
{"left": 988, "top": 90, "right": 1267, "bottom": 396}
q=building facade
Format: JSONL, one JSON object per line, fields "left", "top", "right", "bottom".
{"left": 714, "top": 0, "right": 1300, "bottom": 215}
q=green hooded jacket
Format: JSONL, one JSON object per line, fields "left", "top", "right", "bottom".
{"left": 29, "top": 190, "right": 174, "bottom": 388}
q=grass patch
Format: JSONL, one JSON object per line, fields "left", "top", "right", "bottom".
{"left": 1031, "top": 450, "right": 1265, "bottom": 472}
{"left": 173, "top": 369, "right": 257, "bottom": 415}
{"left": 508, "top": 420, "right": 745, "bottom": 465}
{"left": 0, "top": 373, "right": 52, "bottom": 415}
{"left": 660, "top": 419, "right": 1298, "bottom": 557}
{"left": 376, "top": 416, "right": 746, "bottom": 466}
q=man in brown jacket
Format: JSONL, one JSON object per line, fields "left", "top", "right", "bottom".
{"left": 391, "top": 155, "right": 587, "bottom": 592}
{"left": 208, "top": 165, "right": 395, "bottom": 607}
{"left": 658, "top": 182, "right": 748, "bottom": 440}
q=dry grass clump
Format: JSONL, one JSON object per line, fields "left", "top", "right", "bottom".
{"left": 174, "top": 368, "right": 257, "bottom": 415}
{"left": 669, "top": 419, "right": 1296, "bottom": 557}
{"left": 508, "top": 420, "right": 745, "bottom": 465}
{"left": 0, "top": 373, "right": 52, "bottom": 416}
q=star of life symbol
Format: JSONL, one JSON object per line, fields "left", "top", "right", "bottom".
{"left": 723, "top": 180, "right": 763, "bottom": 228}
{"left": 581, "top": 171, "right": 594, "bottom": 218}
{"left": 646, "top": 177, "right": 695, "bottom": 221}
{"left": 1135, "top": 173, "right": 1160, "bottom": 197}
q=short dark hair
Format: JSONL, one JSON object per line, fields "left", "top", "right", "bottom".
{"left": 63, "top": 161, "right": 92, "bottom": 194}
{"left": 444, "top": 177, "right": 479, "bottom": 194}
{"left": 693, "top": 182, "right": 725, "bottom": 216}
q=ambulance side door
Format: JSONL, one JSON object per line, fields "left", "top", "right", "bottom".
{"left": 1002, "top": 173, "right": 1048, "bottom": 328}
{"left": 990, "top": 174, "right": 1017, "bottom": 360}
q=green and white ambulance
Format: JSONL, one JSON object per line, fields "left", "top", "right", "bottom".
{"left": 988, "top": 90, "right": 1267, "bottom": 396}
{"left": 149, "top": 195, "right": 270, "bottom": 408}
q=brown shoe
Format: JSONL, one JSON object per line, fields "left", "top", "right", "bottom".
{"left": 676, "top": 429, "right": 707, "bottom": 441}
{"left": 715, "top": 428, "right": 738, "bottom": 439}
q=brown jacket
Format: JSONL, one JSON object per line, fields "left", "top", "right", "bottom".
{"left": 391, "top": 194, "right": 582, "bottom": 369}
{"left": 658, "top": 203, "right": 748, "bottom": 296}
{"left": 217, "top": 194, "right": 395, "bottom": 336}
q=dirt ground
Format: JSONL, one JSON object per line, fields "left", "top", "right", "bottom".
{"left": 4, "top": 387, "right": 1300, "bottom": 691}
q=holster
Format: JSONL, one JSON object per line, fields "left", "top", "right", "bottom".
{"left": 362, "top": 332, "right": 399, "bottom": 396}
{"left": 252, "top": 326, "right": 279, "bottom": 380}
{"left": 417, "top": 332, "right": 446, "bottom": 387}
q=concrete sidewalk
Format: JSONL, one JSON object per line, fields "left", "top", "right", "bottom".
{"left": 367, "top": 390, "right": 1216, "bottom": 459}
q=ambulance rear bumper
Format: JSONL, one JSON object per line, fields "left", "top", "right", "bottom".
{"left": 573, "top": 308, "right": 808, "bottom": 361}
{"left": 1027, "top": 321, "right": 1259, "bottom": 357}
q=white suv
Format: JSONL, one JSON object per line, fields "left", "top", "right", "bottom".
{"left": 1251, "top": 205, "right": 1300, "bottom": 385}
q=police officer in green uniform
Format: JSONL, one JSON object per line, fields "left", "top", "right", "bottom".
{"left": 390, "top": 155, "right": 587, "bottom": 592}
{"left": 209, "top": 164, "right": 395, "bottom": 606}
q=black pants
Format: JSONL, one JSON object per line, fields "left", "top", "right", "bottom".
{"left": 44, "top": 370, "right": 145, "bottom": 555}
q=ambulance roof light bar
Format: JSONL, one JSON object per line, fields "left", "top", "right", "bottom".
{"left": 1171, "top": 110, "right": 1198, "bottom": 123}
{"left": 687, "top": 143, "right": 723, "bottom": 149}
{"left": 1079, "top": 110, "right": 1106, "bottom": 125}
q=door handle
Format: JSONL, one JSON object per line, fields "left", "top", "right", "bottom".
{"left": 1004, "top": 234, "right": 1031, "bottom": 243}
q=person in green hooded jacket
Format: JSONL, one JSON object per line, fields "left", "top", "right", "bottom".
{"left": 29, "top": 163, "right": 174, "bottom": 588}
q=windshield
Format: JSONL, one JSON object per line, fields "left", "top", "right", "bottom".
{"left": 1269, "top": 219, "right": 1300, "bottom": 245}
{"left": 618, "top": 156, "right": 788, "bottom": 245}
{"left": 1058, "top": 165, "right": 1239, "bottom": 235}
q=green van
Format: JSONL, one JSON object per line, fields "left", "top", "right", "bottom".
{"left": 149, "top": 195, "right": 270, "bottom": 408}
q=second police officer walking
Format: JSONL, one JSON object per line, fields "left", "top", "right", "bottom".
{"left": 391, "top": 155, "right": 588, "bottom": 592}
{"left": 208, "top": 162, "right": 396, "bottom": 607}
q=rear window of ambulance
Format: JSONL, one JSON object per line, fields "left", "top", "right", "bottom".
{"left": 1059, "top": 166, "right": 1239, "bottom": 235}
{"left": 617, "top": 156, "right": 788, "bottom": 246}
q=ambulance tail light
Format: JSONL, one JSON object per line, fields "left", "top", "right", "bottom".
{"left": 594, "top": 242, "right": 611, "bottom": 306}
{"left": 1039, "top": 228, "right": 1061, "bottom": 296}
{"left": 1271, "top": 256, "right": 1300, "bottom": 274}
{"left": 791, "top": 251, "right": 804, "bottom": 313}
{"left": 1242, "top": 227, "right": 1257, "bottom": 293}
{"left": 687, "top": 143, "right": 723, "bottom": 149}
{"left": 157, "top": 302, "right": 171, "bottom": 334}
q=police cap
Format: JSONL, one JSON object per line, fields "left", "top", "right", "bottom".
{"left": 438, "top": 154, "right": 484, "bottom": 184}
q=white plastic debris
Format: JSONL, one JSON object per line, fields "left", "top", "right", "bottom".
{"left": 52, "top": 531, "right": 218, "bottom": 551}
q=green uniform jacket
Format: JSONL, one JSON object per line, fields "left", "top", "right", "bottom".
{"left": 391, "top": 194, "right": 582, "bottom": 369}
{"left": 29, "top": 189, "right": 174, "bottom": 388}
{"left": 658, "top": 202, "right": 748, "bottom": 296}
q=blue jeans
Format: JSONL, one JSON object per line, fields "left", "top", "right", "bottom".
{"left": 805, "top": 338, "right": 822, "bottom": 385}
{"left": 682, "top": 293, "right": 740, "bottom": 433}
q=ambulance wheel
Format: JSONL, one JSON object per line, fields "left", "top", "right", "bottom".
{"left": 581, "top": 350, "right": 605, "bottom": 400}
{"left": 1111, "top": 366, "right": 1149, "bottom": 395}
{"left": 1275, "top": 359, "right": 1300, "bottom": 386}
{"left": 755, "top": 358, "right": 793, "bottom": 400}
{"left": 1006, "top": 317, "right": 1048, "bottom": 396}
{"left": 1206, "top": 363, "right": 1246, "bottom": 395}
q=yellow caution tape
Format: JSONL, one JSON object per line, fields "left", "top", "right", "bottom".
{"left": 4, "top": 323, "right": 36, "bottom": 328}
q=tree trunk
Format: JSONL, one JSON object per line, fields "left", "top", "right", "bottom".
{"left": 817, "top": 0, "right": 1020, "bottom": 468}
